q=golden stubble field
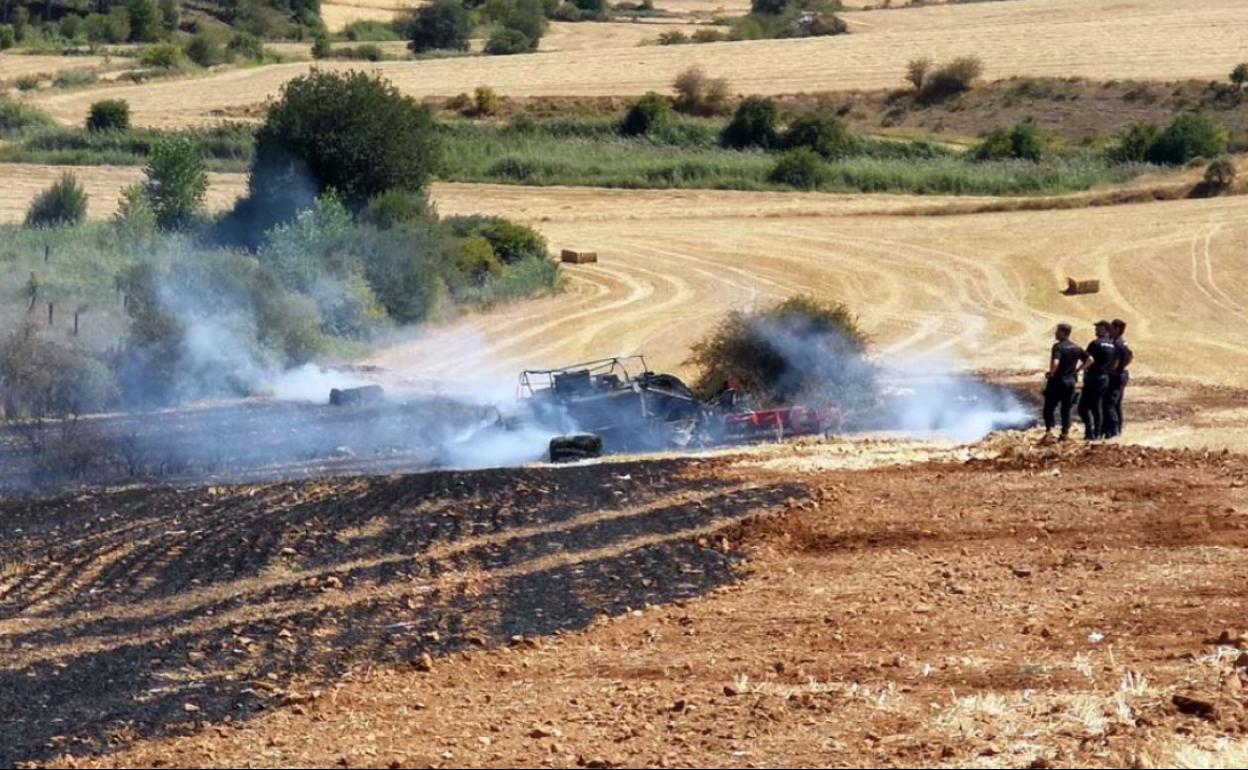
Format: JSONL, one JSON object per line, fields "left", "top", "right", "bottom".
{"left": 23, "top": 0, "right": 1248, "bottom": 128}
{"left": 377, "top": 183, "right": 1248, "bottom": 451}
{"left": 3, "top": 163, "right": 1246, "bottom": 450}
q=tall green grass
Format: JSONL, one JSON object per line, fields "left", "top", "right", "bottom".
{"left": 0, "top": 113, "right": 1150, "bottom": 197}
{"left": 438, "top": 118, "right": 1145, "bottom": 196}
{"left": 0, "top": 124, "right": 255, "bottom": 171}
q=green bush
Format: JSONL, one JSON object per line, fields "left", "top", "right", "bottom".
{"left": 332, "top": 43, "right": 386, "bottom": 61}
{"left": 139, "top": 43, "right": 184, "bottom": 69}
{"left": 0, "top": 24, "right": 16, "bottom": 50}
{"left": 658, "top": 30, "right": 688, "bottom": 45}
{"left": 311, "top": 34, "right": 332, "bottom": 59}
{"left": 86, "top": 99, "right": 132, "bottom": 132}
{"left": 917, "top": 56, "right": 983, "bottom": 104}
{"left": 160, "top": 0, "right": 179, "bottom": 31}
{"left": 230, "top": 70, "right": 440, "bottom": 241}
{"left": 343, "top": 20, "right": 402, "bottom": 41}
{"left": 446, "top": 215, "right": 548, "bottom": 264}
{"left": 768, "top": 147, "right": 828, "bottom": 189}
{"left": 15, "top": 74, "right": 41, "bottom": 91}
{"left": 972, "top": 122, "right": 1046, "bottom": 162}
{"left": 721, "top": 96, "right": 778, "bottom": 149}
{"left": 408, "top": 0, "right": 471, "bottom": 53}
{"left": 61, "top": 14, "right": 86, "bottom": 42}
{"left": 84, "top": 10, "right": 131, "bottom": 44}
{"left": 1109, "top": 123, "right": 1161, "bottom": 164}
{"left": 114, "top": 182, "right": 158, "bottom": 239}
{"left": 25, "top": 172, "right": 89, "bottom": 228}
{"left": 12, "top": 6, "right": 28, "bottom": 41}
{"left": 485, "top": 27, "right": 533, "bottom": 55}
{"left": 688, "top": 295, "right": 875, "bottom": 409}
{"left": 779, "top": 113, "right": 855, "bottom": 159}
{"left": 472, "top": 85, "right": 500, "bottom": 116}
{"left": 691, "top": 28, "right": 725, "bottom": 43}
{"left": 128, "top": 0, "right": 161, "bottom": 42}
{"left": 455, "top": 234, "right": 504, "bottom": 283}
{"left": 1145, "top": 113, "right": 1228, "bottom": 166}
{"left": 185, "top": 31, "right": 228, "bottom": 67}
{"left": 145, "top": 136, "right": 208, "bottom": 230}
{"left": 361, "top": 189, "right": 433, "bottom": 228}
{"left": 228, "top": 32, "right": 267, "bottom": 61}
{"left": 620, "top": 92, "right": 670, "bottom": 137}
{"left": 0, "top": 99, "right": 55, "bottom": 138}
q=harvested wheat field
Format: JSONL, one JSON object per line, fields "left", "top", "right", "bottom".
{"left": 539, "top": 20, "right": 709, "bottom": 52}
{"left": 0, "top": 164, "right": 246, "bottom": 224}
{"left": 0, "top": 52, "right": 112, "bottom": 83}
{"left": 26, "top": 0, "right": 1248, "bottom": 128}
{"left": 362, "top": 183, "right": 1248, "bottom": 452}
{"left": 321, "top": 0, "right": 425, "bottom": 30}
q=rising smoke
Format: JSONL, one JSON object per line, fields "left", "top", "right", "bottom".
{"left": 750, "top": 317, "right": 1031, "bottom": 442}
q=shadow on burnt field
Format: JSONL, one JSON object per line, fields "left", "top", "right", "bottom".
{"left": 0, "top": 457, "right": 807, "bottom": 766}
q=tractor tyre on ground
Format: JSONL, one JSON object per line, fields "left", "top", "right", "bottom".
{"left": 549, "top": 433, "right": 604, "bottom": 463}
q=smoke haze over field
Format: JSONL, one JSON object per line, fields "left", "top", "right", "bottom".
{"left": 751, "top": 319, "right": 1031, "bottom": 442}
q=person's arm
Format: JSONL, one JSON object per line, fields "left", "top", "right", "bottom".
{"left": 1047, "top": 345, "right": 1060, "bottom": 378}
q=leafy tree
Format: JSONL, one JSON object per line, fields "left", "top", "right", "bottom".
{"left": 780, "top": 113, "right": 856, "bottom": 159}
{"left": 408, "top": 0, "right": 471, "bottom": 53}
{"left": 0, "top": 25, "right": 14, "bottom": 50}
{"left": 159, "top": 0, "right": 179, "bottom": 32}
{"left": 251, "top": 70, "right": 440, "bottom": 211}
{"left": 619, "top": 92, "right": 670, "bottom": 137}
{"left": 127, "top": 0, "right": 160, "bottom": 42}
{"left": 25, "top": 172, "right": 88, "bottom": 228}
{"left": 1231, "top": 63, "right": 1248, "bottom": 89}
{"left": 145, "top": 136, "right": 208, "bottom": 230}
{"left": 86, "top": 99, "right": 131, "bottom": 131}
{"left": 1145, "top": 113, "right": 1227, "bottom": 165}
{"left": 721, "top": 96, "right": 778, "bottom": 149}
{"left": 184, "top": 31, "right": 227, "bottom": 67}
{"left": 485, "top": 26, "right": 532, "bottom": 55}
{"left": 1109, "top": 123, "right": 1160, "bottom": 164}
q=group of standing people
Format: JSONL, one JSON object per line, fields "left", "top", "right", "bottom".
{"left": 1043, "top": 319, "right": 1134, "bottom": 441}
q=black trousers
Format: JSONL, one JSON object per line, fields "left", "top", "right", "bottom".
{"left": 1079, "top": 373, "right": 1109, "bottom": 439}
{"left": 1043, "top": 376, "right": 1077, "bottom": 434}
{"left": 1103, "top": 371, "right": 1128, "bottom": 438}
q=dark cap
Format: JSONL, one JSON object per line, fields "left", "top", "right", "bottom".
{"left": 1056, "top": 322, "right": 1072, "bottom": 335}
{"left": 1095, "top": 319, "right": 1111, "bottom": 330}
{"left": 1111, "top": 318, "right": 1127, "bottom": 331}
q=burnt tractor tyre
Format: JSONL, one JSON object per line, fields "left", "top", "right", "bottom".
{"left": 549, "top": 433, "right": 604, "bottom": 463}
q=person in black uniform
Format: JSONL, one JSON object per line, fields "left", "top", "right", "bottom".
{"left": 1043, "top": 323, "right": 1087, "bottom": 441}
{"left": 1102, "top": 318, "right": 1134, "bottom": 438}
{"left": 1080, "top": 320, "right": 1118, "bottom": 440}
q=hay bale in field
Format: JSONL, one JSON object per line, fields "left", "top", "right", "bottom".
{"left": 561, "top": 249, "right": 598, "bottom": 264}
{"left": 1065, "top": 277, "right": 1100, "bottom": 295}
